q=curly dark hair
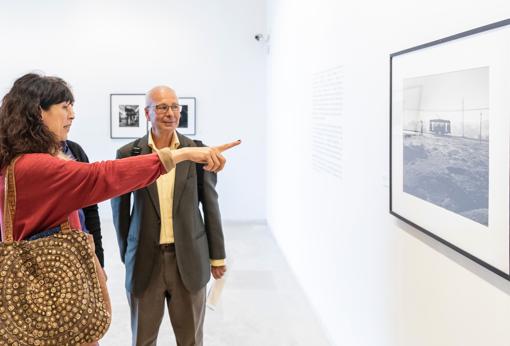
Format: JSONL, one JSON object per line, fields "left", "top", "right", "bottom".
{"left": 0, "top": 73, "right": 75, "bottom": 169}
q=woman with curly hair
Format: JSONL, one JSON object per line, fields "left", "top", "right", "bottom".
{"left": 0, "top": 73, "right": 239, "bottom": 345}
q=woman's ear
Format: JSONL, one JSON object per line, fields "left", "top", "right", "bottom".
{"left": 40, "top": 106, "right": 47, "bottom": 121}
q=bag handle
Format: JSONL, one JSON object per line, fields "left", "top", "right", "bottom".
{"left": 2, "top": 158, "right": 18, "bottom": 243}
{"left": 2, "top": 157, "right": 72, "bottom": 244}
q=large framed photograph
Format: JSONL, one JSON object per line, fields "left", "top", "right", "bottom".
{"left": 178, "top": 97, "right": 196, "bottom": 135}
{"left": 110, "top": 94, "right": 148, "bottom": 139}
{"left": 390, "top": 19, "right": 510, "bottom": 278}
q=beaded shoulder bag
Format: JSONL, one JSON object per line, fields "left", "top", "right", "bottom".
{"left": 0, "top": 158, "right": 111, "bottom": 345}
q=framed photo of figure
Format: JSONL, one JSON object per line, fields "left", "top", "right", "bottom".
{"left": 110, "top": 94, "right": 148, "bottom": 139}
{"left": 390, "top": 19, "right": 510, "bottom": 279}
{"left": 177, "top": 97, "right": 196, "bottom": 135}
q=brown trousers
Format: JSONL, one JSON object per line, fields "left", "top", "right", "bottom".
{"left": 127, "top": 247, "right": 206, "bottom": 346}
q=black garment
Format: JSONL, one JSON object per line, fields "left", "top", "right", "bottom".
{"left": 66, "top": 140, "right": 105, "bottom": 267}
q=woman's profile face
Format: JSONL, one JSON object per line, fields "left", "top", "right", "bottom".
{"left": 41, "top": 102, "right": 75, "bottom": 142}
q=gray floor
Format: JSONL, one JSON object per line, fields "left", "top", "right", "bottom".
{"left": 100, "top": 221, "right": 330, "bottom": 346}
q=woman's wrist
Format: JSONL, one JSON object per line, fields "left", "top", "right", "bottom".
{"left": 171, "top": 148, "right": 189, "bottom": 165}
{"left": 155, "top": 147, "right": 176, "bottom": 172}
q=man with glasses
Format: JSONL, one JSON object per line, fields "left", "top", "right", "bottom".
{"left": 111, "top": 86, "right": 227, "bottom": 346}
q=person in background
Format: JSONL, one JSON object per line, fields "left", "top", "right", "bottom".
{"left": 64, "top": 139, "right": 105, "bottom": 267}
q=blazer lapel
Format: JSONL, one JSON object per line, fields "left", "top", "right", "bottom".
{"left": 138, "top": 135, "right": 161, "bottom": 219}
{"left": 173, "top": 133, "right": 192, "bottom": 215}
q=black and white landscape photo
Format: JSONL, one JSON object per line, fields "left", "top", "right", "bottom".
{"left": 402, "top": 66, "right": 489, "bottom": 226}
{"left": 119, "top": 105, "right": 140, "bottom": 127}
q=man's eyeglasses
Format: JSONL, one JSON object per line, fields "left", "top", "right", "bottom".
{"left": 149, "top": 103, "right": 182, "bottom": 114}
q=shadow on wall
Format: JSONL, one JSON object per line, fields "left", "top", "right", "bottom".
{"left": 394, "top": 219, "right": 510, "bottom": 295}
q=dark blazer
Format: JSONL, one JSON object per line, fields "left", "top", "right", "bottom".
{"left": 66, "top": 140, "right": 105, "bottom": 267}
{"left": 111, "top": 133, "right": 225, "bottom": 295}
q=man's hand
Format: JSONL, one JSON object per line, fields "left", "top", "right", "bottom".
{"left": 211, "top": 265, "right": 227, "bottom": 280}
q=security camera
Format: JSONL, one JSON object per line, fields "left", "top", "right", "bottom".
{"left": 254, "top": 34, "right": 264, "bottom": 41}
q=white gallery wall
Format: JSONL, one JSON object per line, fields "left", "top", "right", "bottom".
{"left": 266, "top": 0, "right": 510, "bottom": 345}
{"left": 0, "top": 0, "right": 266, "bottom": 221}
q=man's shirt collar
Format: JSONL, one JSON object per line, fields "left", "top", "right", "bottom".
{"left": 148, "top": 130, "right": 180, "bottom": 151}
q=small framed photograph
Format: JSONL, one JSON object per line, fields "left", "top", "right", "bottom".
{"left": 390, "top": 19, "right": 510, "bottom": 278}
{"left": 178, "top": 97, "right": 196, "bottom": 135}
{"left": 110, "top": 94, "right": 148, "bottom": 138}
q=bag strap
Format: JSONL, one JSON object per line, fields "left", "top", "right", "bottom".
{"left": 130, "top": 138, "right": 142, "bottom": 156}
{"left": 192, "top": 140, "right": 205, "bottom": 203}
{"left": 2, "top": 157, "right": 72, "bottom": 244}
{"left": 2, "top": 158, "right": 19, "bottom": 243}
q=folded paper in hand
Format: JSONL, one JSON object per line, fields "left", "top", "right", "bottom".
{"left": 206, "top": 276, "right": 226, "bottom": 310}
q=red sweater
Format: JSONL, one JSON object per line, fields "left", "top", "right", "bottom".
{"left": 0, "top": 153, "right": 166, "bottom": 241}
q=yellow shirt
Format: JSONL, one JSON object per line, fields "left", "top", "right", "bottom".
{"left": 148, "top": 131, "right": 179, "bottom": 244}
{"left": 148, "top": 131, "right": 225, "bottom": 267}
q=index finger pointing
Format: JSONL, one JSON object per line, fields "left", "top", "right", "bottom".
{"left": 214, "top": 140, "right": 241, "bottom": 153}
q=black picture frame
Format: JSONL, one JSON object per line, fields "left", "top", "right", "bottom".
{"left": 177, "top": 97, "right": 197, "bottom": 135}
{"left": 110, "top": 94, "right": 148, "bottom": 139}
{"left": 390, "top": 18, "right": 510, "bottom": 279}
